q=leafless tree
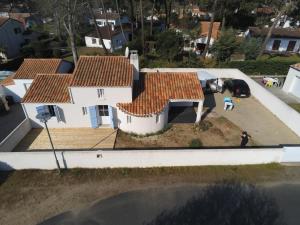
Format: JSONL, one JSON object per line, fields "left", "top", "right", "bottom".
{"left": 150, "top": 0, "right": 156, "bottom": 37}
{"left": 62, "top": 0, "right": 79, "bottom": 64}
{"left": 140, "top": 0, "right": 145, "bottom": 55}
{"left": 115, "top": 0, "right": 127, "bottom": 43}
{"left": 201, "top": 0, "right": 218, "bottom": 58}
{"left": 87, "top": 1, "right": 109, "bottom": 55}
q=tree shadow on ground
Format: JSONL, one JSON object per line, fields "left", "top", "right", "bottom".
{"left": 146, "top": 181, "right": 285, "bottom": 225}
{"left": 0, "top": 161, "right": 14, "bottom": 186}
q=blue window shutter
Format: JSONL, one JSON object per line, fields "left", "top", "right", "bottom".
{"left": 89, "top": 106, "right": 98, "bottom": 128}
{"left": 36, "top": 105, "right": 45, "bottom": 114}
{"left": 108, "top": 106, "right": 114, "bottom": 128}
{"left": 54, "top": 105, "right": 61, "bottom": 122}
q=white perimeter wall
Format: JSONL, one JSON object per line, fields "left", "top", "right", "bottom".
{"left": 142, "top": 68, "right": 300, "bottom": 137}
{"left": 0, "top": 148, "right": 285, "bottom": 170}
{"left": 117, "top": 105, "right": 169, "bottom": 134}
{"left": 70, "top": 87, "right": 132, "bottom": 106}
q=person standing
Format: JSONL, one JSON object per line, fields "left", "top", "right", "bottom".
{"left": 240, "top": 131, "right": 251, "bottom": 147}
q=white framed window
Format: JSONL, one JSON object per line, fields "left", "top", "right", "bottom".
{"left": 127, "top": 115, "right": 131, "bottom": 123}
{"left": 92, "top": 38, "right": 97, "bottom": 44}
{"left": 98, "top": 105, "right": 109, "bottom": 116}
{"left": 156, "top": 114, "right": 160, "bottom": 123}
{"left": 97, "top": 88, "right": 104, "bottom": 98}
{"left": 82, "top": 107, "right": 88, "bottom": 115}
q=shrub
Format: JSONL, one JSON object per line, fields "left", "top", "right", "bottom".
{"left": 221, "top": 59, "right": 299, "bottom": 75}
{"left": 189, "top": 138, "right": 203, "bottom": 148}
{"left": 194, "top": 120, "right": 213, "bottom": 132}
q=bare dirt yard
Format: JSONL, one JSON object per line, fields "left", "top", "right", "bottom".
{"left": 1, "top": 165, "right": 300, "bottom": 225}
{"left": 114, "top": 117, "right": 256, "bottom": 149}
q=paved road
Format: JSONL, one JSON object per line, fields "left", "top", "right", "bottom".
{"left": 0, "top": 104, "right": 25, "bottom": 143}
{"left": 39, "top": 183, "right": 300, "bottom": 225}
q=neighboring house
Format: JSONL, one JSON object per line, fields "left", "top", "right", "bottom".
{"left": 90, "top": 11, "right": 130, "bottom": 27}
{"left": 186, "top": 21, "right": 220, "bottom": 55}
{"left": 283, "top": 63, "right": 300, "bottom": 99}
{"left": 0, "top": 17, "right": 24, "bottom": 59}
{"left": 0, "top": 58, "right": 73, "bottom": 102}
{"left": 85, "top": 25, "right": 132, "bottom": 52}
{"left": 7, "top": 13, "right": 43, "bottom": 29}
{"left": 20, "top": 52, "right": 204, "bottom": 135}
{"left": 245, "top": 27, "right": 300, "bottom": 53}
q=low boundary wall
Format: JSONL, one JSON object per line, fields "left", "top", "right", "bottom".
{"left": 0, "top": 148, "right": 289, "bottom": 171}
{"left": 0, "top": 118, "right": 31, "bottom": 152}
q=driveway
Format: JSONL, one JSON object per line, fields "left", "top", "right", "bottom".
{"left": 0, "top": 104, "right": 25, "bottom": 143}
{"left": 14, "top": 128, "right": 117, "bottom": 151}
{"left": 38, "top": 183, "right": 300, "bottom": 225}
{"left": 204, "top": 92, "right": 300, "bottom": 146}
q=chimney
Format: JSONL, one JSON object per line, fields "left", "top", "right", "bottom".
{"left": 129, "top": 50, "right": 139, "bottom": 80}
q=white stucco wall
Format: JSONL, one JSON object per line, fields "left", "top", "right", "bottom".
{"left": 22, "top": 103, "right": 92, "bottom": 128}
{"left": 0, "top": 19, "right": 24, "bottom": 58}
{"left": 85, "top": 32, "right": 130, "bottom": 51}
{"left": 282, "top": 67, "right": 300, "bottom": 98}
{"left": 70, "top": 87, "right": 132, "bottom": 106}
{"left": 265, "top": 38, "right": 300, "bottom": 52}
{"left": 117, "top": 105, "right": 169, "bottom": 135}
{"left": 5, "top": 79, "right": 33, "bottom": 102}
{"left": 0, "top": 148, "right": 286, "bottom": 170}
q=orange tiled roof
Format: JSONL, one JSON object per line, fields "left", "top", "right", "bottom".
{"left": 0, "top": 74, "right": 15, "bottom": 86}
{"left": 200, "top": 21, "right": 221, "bottom": 40}
{"left": 22, "top": 74, "right": 72, "bottom": 103}
{"left": 71, "top": 56, "right": 133, "bottom": 87}
{"left": 117, "top": 72, "right": 204, "bottom": 116}
{"left": 14, "top": 59, "right": 63, "bottom": 79}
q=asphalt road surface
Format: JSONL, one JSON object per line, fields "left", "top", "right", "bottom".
{"left": 39, "top": 183, "right": 300, "bottom": 225}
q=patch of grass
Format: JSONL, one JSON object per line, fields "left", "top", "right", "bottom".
{"left": 189, "top": 138, "right": 203, "bottom": 148}
{"left": 289, "top": 103, "right": 300, "bottom": 113}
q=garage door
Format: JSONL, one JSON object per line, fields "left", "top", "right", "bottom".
{"left": 291, "top": 76, "right": 300, "bottom": 98}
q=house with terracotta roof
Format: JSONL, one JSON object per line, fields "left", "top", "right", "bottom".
{"left": 188, "top": 21, "right": 221, "bottom": 55}
{"left": 0, "top": 58, "right": 73, "bottom": 102}
{"left": 0, "top": 17, "right": 24, "bottom": 60}
{"left": 85, "top": 25, "right": 132, "bottom": 52}
{"left": 20, "top": 51, "right": 205, "bottom": 134}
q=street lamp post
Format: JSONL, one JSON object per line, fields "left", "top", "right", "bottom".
{"left": 36, "top": 112, "right": 61, "bottom": 172}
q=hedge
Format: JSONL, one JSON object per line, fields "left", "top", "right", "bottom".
{"left": 220, "top": 60, "right": 300, "bottom": 75}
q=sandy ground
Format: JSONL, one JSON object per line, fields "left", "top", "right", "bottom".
{"left": 1, "top": 165, "right": 300, "bottom": 225}
{"left": 115, "top": 117, "right": 256, "bottom": 149}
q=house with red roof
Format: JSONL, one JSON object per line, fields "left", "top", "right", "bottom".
{"left": 14, "top": 51, "right": 205, "bottom": 135}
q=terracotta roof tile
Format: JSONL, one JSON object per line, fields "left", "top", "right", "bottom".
{"left": 14, "top": 59, "right": 63, "bottom": 79}
{"left": 22, "top": 74, "right": 72, "bottom": 103}
{"left": 200, "top": 21, "right": 221, "bottom": 40}
{"left": 117, "top": 72, "right": 204, "bottom": 116}
{"left": 71, "top": 56, "right": 133, "bottom": 87}
{"left": 0, "top": 74, "right": 15, "bottom": 86}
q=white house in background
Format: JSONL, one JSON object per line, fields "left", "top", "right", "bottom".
{"left": 85, "top": 25, "right": 132, "bottom": 52}
{"left": 283, "top": 63, "right": 300, "bottom": 99}
{"left": 21, "top": 52, "right": 204, "bottom": 135}
{"left": 0, "top": 17, "right": 24, "bottom": 60}
{"left": 90, "top": 11, "right": 130, "bottom": 27}
{"left": 0, "top": 58, "right": 73, "bottom": 102}
{"left": 245, "top": 27, "right": 300, "bottom": 53}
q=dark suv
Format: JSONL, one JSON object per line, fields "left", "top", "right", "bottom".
{"left": 223, "top": 79, "right": 251, "bottom": 97}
